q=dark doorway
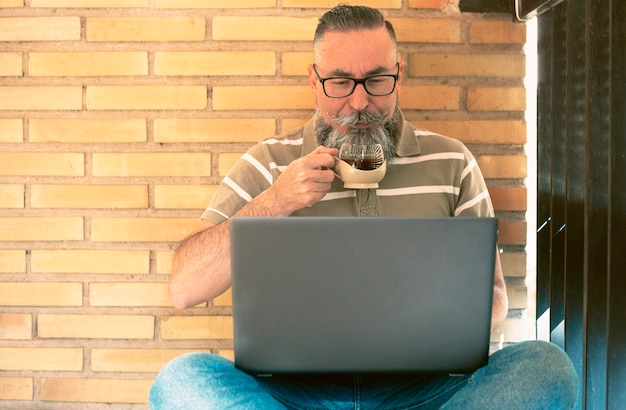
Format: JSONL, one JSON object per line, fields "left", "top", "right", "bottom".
{"left": 535, "top": 0, "right": 626, "bottom": 409}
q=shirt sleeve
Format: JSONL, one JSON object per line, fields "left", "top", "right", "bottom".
{"left": 200, "top": 126, "right": 306, "bottom": 224}
{"left": 200, "top": 143, "right": 276, "bottom": 224}
{"left": 454, "top": 145, "right": 495, "bottom": 218}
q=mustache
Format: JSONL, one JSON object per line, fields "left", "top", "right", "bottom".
{"left": 327, "top": 110, "right": 388, "bottom": 127}
{"left": 315, "top": 106, "right": 401, "bottom": 163}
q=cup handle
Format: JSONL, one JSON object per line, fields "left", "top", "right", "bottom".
{"left": 332, "top": 157, "right": 343, "bottom": 180}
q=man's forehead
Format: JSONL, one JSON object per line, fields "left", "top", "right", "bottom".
{"left": 318, "top": 65, "right": 390, "bottom": 77}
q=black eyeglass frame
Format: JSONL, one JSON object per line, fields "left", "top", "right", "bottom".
{"left": 312, "top": 63, "right": 400, "bottom": 98}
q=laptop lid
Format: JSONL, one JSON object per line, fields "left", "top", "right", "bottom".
{"left": 229, "top": 217, "right": 497, "bottom": 375}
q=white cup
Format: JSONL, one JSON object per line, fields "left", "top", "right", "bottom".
{"left": 334, "top": 143, "right": 387, "bottom": 189}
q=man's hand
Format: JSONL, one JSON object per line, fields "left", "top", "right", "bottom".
{"left": 169, "top": 146, "right": 338, "bottom": 308}
{"left": 263, "top": 146, "right": 338, "bottom": 214}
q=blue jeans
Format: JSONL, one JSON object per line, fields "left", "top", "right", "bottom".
{"left": 150, "top": 340, "right": 578, "bottom": 409}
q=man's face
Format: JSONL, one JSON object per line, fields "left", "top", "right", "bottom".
{"left": 308, "top": 26, "right": 404, "bottom": 156}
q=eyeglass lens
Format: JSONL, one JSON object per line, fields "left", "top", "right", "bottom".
{"left": 324, "top": 76, "right": 396, "bottom": 97}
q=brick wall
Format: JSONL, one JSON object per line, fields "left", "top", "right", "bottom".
{"left": 0, "top": 1, "right": 528, "bottom": 408}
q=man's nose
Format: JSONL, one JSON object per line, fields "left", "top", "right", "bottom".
{"left": 348, "top": 83, "right": 369, "bottom": 111}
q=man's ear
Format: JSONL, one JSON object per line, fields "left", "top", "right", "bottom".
{"left": 307, "top": 65, "right": 318, "bottom": 91}
{"left": 397, "top": 61, "right": 405, "bottom": 86}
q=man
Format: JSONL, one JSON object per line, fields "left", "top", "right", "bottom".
{"left": 150, "top": 5, "right": 578, "bottom": 409}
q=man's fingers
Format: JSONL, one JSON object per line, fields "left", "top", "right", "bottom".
{"left": 308, "top": 147, "right": 338, "bottom": 169}
{"left": 313, "top": 145, "right": 338, "bottom": 155}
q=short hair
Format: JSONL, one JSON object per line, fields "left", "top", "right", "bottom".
{"left": 313, "top": 5, "right": 397, "bottom": 60}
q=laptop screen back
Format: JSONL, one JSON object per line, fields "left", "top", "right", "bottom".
{"left": 230, "top": 217, "right": 497, "bottom": 375}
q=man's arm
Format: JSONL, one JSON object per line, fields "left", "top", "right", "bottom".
{"left": 491, "top": 249, "right": 508, "bottom": 329}
{"left": 169, "top": 220, "right": 229, "bottom": 309}
{"left": 168, "top": 146, "right": 338, "bottom": 309}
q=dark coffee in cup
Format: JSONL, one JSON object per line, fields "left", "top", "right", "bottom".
{"left": 342, "top": 157, "right": 380, "bottom": 170}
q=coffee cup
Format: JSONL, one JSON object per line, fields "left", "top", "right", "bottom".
{"left": 334, "top": 143, "right": 387, "bottom": 189}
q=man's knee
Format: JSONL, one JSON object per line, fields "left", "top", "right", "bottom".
{"left": 150, "top": 353, "right": 233, "bottom": 408}
{"left": 501, "top": 340, "right": 579, "bottom": 406}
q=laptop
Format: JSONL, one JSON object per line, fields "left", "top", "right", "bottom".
{"left": 229, "top": 216, "right": 497, "bottom": 375}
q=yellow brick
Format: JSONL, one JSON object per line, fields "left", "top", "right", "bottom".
{"left": 218, "top": 349, "right": 235, "bottom": 361}
{"left": 281, "top": 0, "right": 402, "bottom": 9}
{"left": 470, "top": 20, "right": 526, "bottom": 44}
{"left": 0, "top": 313, "right": 32, "bottom": 340}
{"left": 507, "top": 282, "right": 528, "bottom": 310}
{"left": 0, "top": 52, "right": 22, "bottom": 76}
{"left": 161, "top": 315, "right": 233, "bottom": 340}
{"left": 389, "top": 18, "right": 461, "bottom": 43}
{"left": 408, "top": 53, "right": 525, "bottom": 77}
{"left": 399, "top": 85, "right": 460, "bottom": 110}
{"left": 411, "top": 120, "right": 526, "bottom": 144}
{"left": 0, "top": 250, "right": 26, "bottom": 272}
{"left": 282, "top": 117, "right": 309, "bottom": 130}
{"left": 0, "top": 17, "right": 80, "bottom": 41}
{"left": 477, "top": 155, "right": 527, "bottom": 179}
{"left": 31, "top": 249, "right": 149, "bottom": 274}
{"left": 213, "top": 16, "right": 317, "bottom": 41}
{"left": 0, "top": 118, "right": 22, "bottom": 142}
{"left": 0, "top": 184, "right": 24, "bottom": 208}
{"left": 213, "top": 85, "right": 313, "bottom": 110}
{"left": 467, "top": 87, "right": 526, "bottom": 111}
{"left": 156, "top": 251, "right": 174, "bottom": 274}
{"left": 30, "top": 118, "right": 146, "bottom": 143}
{"left": 408, "top": 0, "right": 450, "bottom": 8}
{"left": 154, "top": 118, "right": 274, "bottom": 143}
{"left": 32, "top": 0, "right": 149, "bottom": 6}
{"left": 155, "top": 51, "right": 275, "bottom": 76}
{"left": 41, "top": 378, "right": 151, "bottom": 404}
{"left": 283, "top": 0, "right": 401, "bottom": 7}
{"left": 0, "top": 348, "right": 82, "bottom": 371}
{"left": 29, "top": 52, "right": 148, "bottom": 76}
{"left": 0, "top": 0, "right": 24, "bottom": 6}
{"left": 157, "top": 0, "right": 274, "bottom": 7}
{"left": 491, "top": 316, "right": 533, "bottom": 344}
{"left": 38, "top": 314, "right": 154, "bottom": 339}
{"left": 86, "top": 85, "right": 206, "bottom": 110}
{"left": 92, "top": 153, "right": 211, "bottom": 177}
{"left": 219, "top": 152, "right": 244, "bottom": 176}
{"left": 501, "top": 252, "right": 527, "bottom": 278}
{"left": 90, "top": 282, "right": 172, "bottom": 307}
{"left": 213, "top": 288, "right": 232, "bottom": 307}
{"left": 30, "top": 184, "right": 148, "bottom": 209}
{"left": 91, "top": 217, "right": 202, "bottom": 242}
{"left": 0, "top": 377, "right": 33, "bottom": 401}
{"left": 154, "top": 184, "right": 217, "bottom": 210}
{"left": 489, "top": 186, "right": 527, "bottom": 211}
{"left": 282, "top": 52, "right": 312, "bottom": 76}
{"left": 91, "top": 348, "right": 210, "bottom": 372}
{"left": 0, "top": 217, "right": 83, "bottom": 241}
{"left": 87, "top": 17, "right": 206, "bottom": 42}
{"left": 498, "top": 221, "right": 527, "bottom": 245}
{"left": 0, "top": 86, "right": 82, "bottom": 110}
{"left": 0, "top": 153, "right": 83, "bottom": 177}
{"left": 0, "top": 282, "right": 82, "bottom": 306}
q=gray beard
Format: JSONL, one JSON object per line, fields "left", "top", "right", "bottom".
{"left": 315, "top": 106, "right": 401, "bottom": 162}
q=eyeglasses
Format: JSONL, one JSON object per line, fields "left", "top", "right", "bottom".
{"left": 312, "top": 63, "right": 400, "bottom": 98}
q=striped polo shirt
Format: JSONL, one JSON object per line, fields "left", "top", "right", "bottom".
{"left": 201, "top": 114, "right": 494, "bottom": 223}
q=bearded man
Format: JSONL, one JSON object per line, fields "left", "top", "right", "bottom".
{"left": 150, "top": 5, "right": 578, "bottom": 410}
